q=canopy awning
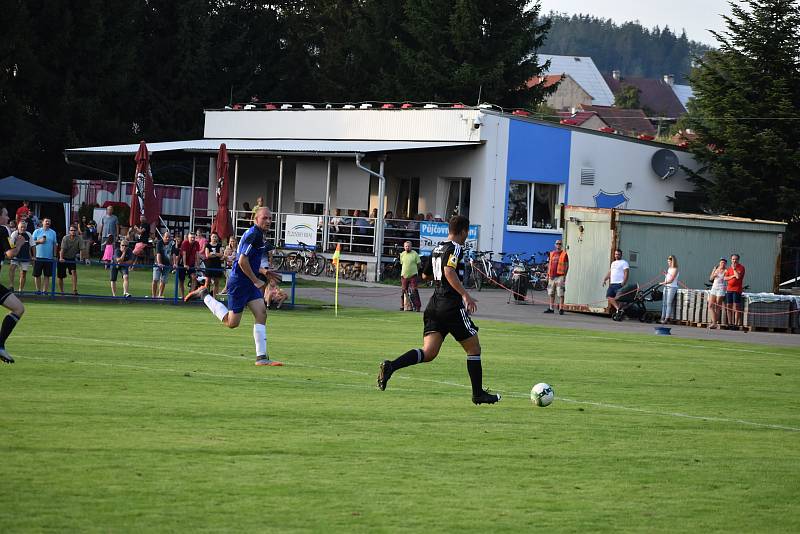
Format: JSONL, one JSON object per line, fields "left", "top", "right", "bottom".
{"left": 0, "top": 176, "right": 71, "bottom": 202}
{"left": 64, "top": 139, "right": 483, "bottom": 157}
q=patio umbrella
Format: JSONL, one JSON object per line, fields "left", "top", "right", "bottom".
{"left": 210, "top": 143, "right": 232, "bottom": 240}
{"left": 130, "top": 140, "right": 161, "bottom": 230}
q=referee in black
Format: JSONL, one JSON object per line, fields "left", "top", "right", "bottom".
{"left": 377, "top": 215, "right": 500, "bottom": 404}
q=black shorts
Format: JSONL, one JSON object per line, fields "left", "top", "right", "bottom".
{"left": 33, "top": 260, "right": 53, "bottom": 278}
{"left": 423, "top": 302, "right": 479, "bottom": 342}
{"left": 0, "top": 283, "right": 11, "bottom": 306}
{"left": 110, "top": 265, "right": 129, "bottom": 282}
{"left": 57, "top": 259, "right": 78, "bottom": 279}
{"left": 178, "top": 267, "right": 196, "bottom": 281}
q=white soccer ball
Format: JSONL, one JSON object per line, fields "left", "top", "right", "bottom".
{"left": 531, "top": 382, "right": 554, "bottom": 407}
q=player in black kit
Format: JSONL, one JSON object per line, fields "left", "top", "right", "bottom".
{"left": 0, "top": 203, "right": 26, "bottom": 363}
{"left": 376, "top": 215, "right": 500, "bottom": 404}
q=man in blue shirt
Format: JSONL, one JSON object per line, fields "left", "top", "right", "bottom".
{"left": 31, "top": 217, "right": 57, "bottom": 295}
{"left": 185, "top": 207, "right": 282, "bottom": 366}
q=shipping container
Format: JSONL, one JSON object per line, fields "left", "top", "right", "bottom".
{"left": 561, "top": 206, "right": 786, "bottom": 314}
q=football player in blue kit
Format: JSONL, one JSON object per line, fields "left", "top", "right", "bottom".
{"left": 186, "top": 207, "right": 282, "bottom": 366}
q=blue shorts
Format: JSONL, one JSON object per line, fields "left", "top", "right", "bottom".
{"left": 606, "top": 283, "right": 622, "bottom": 298}
{"left": 227, "top": 277, "right": 263, "bottom": 314}
{"left": 725, "top": 291, "right": 743, "bottom": 305}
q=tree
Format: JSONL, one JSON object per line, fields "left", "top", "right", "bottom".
{"left": 382, "top": 0, "right": 554, "bottom": 108}
{"left": 683, "top": 0, "right": 800, "bottom": 241}
{"left": 613, "top": 83, "right": 641, "bottom": 109}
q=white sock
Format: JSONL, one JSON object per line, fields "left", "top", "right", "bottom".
{"left": 253, "top": 323, "right": 267, "bottom": 358}
{"left": 203, "top": 294, "right": 229, "bottom": 322}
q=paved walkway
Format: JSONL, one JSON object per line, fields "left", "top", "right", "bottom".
{"left": 299, "top": 277, "right": 800, "bottom": 348}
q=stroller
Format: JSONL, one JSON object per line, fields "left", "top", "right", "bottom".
{"left": 611, "top": 282, "right": 663, "bottom": 322}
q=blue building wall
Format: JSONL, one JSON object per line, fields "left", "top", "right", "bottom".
{"left": 502, "top": 119, "right": 571, "bottom": 257}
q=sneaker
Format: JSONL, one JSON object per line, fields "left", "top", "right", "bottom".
{"left": 377, "top": 360, "right": 393, "bottom": 391}
{"left": 0, "top": 347, "right": 15, "bottom": 364}
{"left": 558, "top": 309, "right": 564, "bottom": 315}
{"left": 472, "top": 389, "right": 501, "bottom": 405}
{"left": 123, "top": 292, "right": 131, "bottom": 298}
{"left": 543, "top": 308, "right": 554, "bottom": 314}
{"left": 184, "top": 286, "right": 208, "bottom": 302}
{"left": 255, "top": 357, "right": 283, "bottom": 366}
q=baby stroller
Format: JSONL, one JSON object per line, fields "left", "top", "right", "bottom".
{"left": 612, "top": 282, "right": 663, "bottom": 322}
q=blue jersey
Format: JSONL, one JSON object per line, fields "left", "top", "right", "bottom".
{"left": 229, "top": 226, "right": 274, "bottom": 284}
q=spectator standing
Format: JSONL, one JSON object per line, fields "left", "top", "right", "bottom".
{"left": 152, "top": 230, "right": 175, "bottom": 298}
{"left": 31, "top": 217, "right": 57, "bottom": 295}
{"left": 399, "top": 240, "right": 422, "bottom": 311}
{"left": 353, "top": 210, "right": 370, "bottom": 253}
{"left": 724, "top": 253, "right": 746, "bottom": 328}
{"left": 15, "top": 200, "right": 31, "bottom": 225}
{"left": 101, "top": 235, "right": 115, "bottom": 268}
{"left": 57, "top": 225, "right": 85, "bottom": 295}
{"left": 132, "top": 216, "right": 151, "bottom": 263}
{"left": 98, "top": 206, "right": 119, "bottom": 239}
{"left": 195, "top": 228, "right": 208, "bottom": 260}
{"left": 659, "top": 255, "right": 680, "bottom": 324}
{"left": 110, "top": 239, "right": 133, "bottom": 297}
{"left": 544, "top": 239, "right": 569, "bottom": 315}
{"left": 707, "top": 258, "right": 727, "bottom": 329}
{"left": 204, "top": 232, "right": 224, "bottom": 295}
{"left": 9, "top": 221, "right": 32, "bottom": 291}
{"left": 219, "top": 236, "right": 238, "bottom": 295}
{"left": 251, "top": 197, "right": 265, "bottom": 222}
{"left": 602, "top": 249, "right": 629, "bottom": 316}
{"left": 179, "top": 232, "right": 201, "bottom": 299}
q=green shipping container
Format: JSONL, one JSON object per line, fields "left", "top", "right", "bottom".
{"left": 561, "top": 206, "right": 786, "bottom": 314}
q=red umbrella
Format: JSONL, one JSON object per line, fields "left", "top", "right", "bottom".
{"left": 131, "top": 140, "right": 161, "bottom": 229}
{"left": 210, "top": 143, "right": 232, "bottom": 240}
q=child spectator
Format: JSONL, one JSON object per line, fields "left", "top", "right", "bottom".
{"left": 264, "top": 277, "right": 288, "bottom": 309}
{"left": 101, "top": 235, "right": 115, "bottom": 269}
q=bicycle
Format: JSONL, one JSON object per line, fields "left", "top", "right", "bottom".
{"left": 471, "top": 250, "right": 497, "bottom": 291}
{"left": 286, "top": 241, "right": 325, "bottom": 276}
{"left": 380, "top": 243, "right": 402, "bottom": 281}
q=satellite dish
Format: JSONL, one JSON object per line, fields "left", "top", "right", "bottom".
{"left": 651, "top": 149, "right": 679, "bottom": 180}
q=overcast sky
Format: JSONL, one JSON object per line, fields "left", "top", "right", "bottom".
{"left": 537, "top": 0, "right": 733, "bottom": 46}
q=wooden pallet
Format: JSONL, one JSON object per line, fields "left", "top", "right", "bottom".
{"left": 745, "top": 325, "right": 792, "bottom": 333}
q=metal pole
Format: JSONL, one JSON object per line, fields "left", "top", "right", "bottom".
{"left": 232, "top": 155, "right": 240, "bottom": 235}
{"left": 189, "top": 156, "right": 196, "bottom": 233}
{"left": 277, "top": 157, "right": 284, "bottom": 245}
{"left": 116, "top": 158, "right": 123, "bottom": 203}
{"left": 355, "top": 153, "right": 386, "bottom": 282}
{"left": 323, "top": 158, "right": 332, "bottom": 251}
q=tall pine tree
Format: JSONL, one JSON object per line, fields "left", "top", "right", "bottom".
{"left": 684, "top": 0, "right": 800, "bottom": 240}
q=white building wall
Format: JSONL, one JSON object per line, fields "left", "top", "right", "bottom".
{"left": 567, "top": 131, "right": 699, "bottom": 211}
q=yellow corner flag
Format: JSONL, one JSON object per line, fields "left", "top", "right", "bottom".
{"left": 332, "top": 243, "right": 341, "bottom": 316}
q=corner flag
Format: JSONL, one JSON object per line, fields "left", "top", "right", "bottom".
{"left": 332, "top": 243, "right": 341, "bottom": 316}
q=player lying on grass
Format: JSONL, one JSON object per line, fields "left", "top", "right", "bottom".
{"left": 185, "top": 207, "right": 283, "bottom": 366}
{"left": 0, "top": 204, "right": 26, "bottom": 364}
{"left": 377, "top": 215, "right": 501, "bottom": 405}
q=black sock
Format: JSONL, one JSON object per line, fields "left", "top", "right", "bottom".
{"left": 0, "top": 313, "right": 20, "bottom": 348}
{"left": 466, "top": 355, "right": 483, "bottom": 396}
{"left": 390, "top": 348, "right": 424, "bottom": 371}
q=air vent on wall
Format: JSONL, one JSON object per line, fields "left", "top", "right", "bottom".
{"left": 580, "top": 168, "right": 595, "bottom": 185}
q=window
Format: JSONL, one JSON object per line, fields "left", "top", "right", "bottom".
{"left": 506, "top": 182, "right": 560, "bottom": 230}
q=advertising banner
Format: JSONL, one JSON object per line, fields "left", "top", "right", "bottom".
{"left": 284, "top": 214, "right": 318, "bottom": 249}
{"left": 419, "top": 222, "right": 478, "bottom": 254}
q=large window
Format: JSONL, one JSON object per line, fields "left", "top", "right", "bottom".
{"left": 506, "top": 182, "right": 560, "bottom": 229}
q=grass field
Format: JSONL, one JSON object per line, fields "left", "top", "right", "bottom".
{"left": 1, "top": 299, "right": 799, "bottom": 532}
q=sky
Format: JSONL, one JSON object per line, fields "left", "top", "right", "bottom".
{"left": 537, "top": 0, "right": 733, "bottom": 45}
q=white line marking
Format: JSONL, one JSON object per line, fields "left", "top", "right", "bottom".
{"left": 32, "top": 334, "right": 800, "bottom": 432}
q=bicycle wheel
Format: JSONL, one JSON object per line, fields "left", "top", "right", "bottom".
{"left": 474, "top": 269, "right": 483, "bottom": 291}
{"left": 271, "top": 252, "right": 286, "bottom": 270}
{"left": 286, "top": 253, "right": 304, "bottom": 273}
{"left": 307, "top": 256, "right": 325, "bottom": 276}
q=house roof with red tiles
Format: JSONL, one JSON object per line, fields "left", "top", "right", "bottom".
{"left": 579, "top": 105, "right": 656, "bottom": 136}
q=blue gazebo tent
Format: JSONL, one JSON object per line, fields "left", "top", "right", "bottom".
{"left": 0, "top": 175, "right": 71, "bottom": 231}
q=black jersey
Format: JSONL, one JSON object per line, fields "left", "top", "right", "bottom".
{"left": 0, "top": 225, "right": 12, "bottom": 259}
{"left": 425, "top": 240, "right": 465, "bottom": 308}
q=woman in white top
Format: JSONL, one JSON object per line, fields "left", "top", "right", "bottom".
{"left": 707, "top": 258, "right": 727, "bottom": 329}
{"left": 660, "top": 255, "right": 680, "bottom": 324}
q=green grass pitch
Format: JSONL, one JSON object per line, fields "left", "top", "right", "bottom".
{"left": 1, "top": 300, "right": 799, "bottom": 532}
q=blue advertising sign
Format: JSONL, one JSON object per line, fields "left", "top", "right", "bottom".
{"left": 419, "top": 222, "right": 479, "bottom": 254}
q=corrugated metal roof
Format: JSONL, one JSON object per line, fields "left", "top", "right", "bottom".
{"left": 64, "top": 138, "right": 482, "bottom": 156}
{"left": 539, "top": 54, "right": 615, "bottom": 106}
{"left": 671, "top": 84, "right": 694, "bottom": 110}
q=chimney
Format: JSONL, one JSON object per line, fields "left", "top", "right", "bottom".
{"left": 612, "top": 69, "right": 621, "bottom": 80}
{"left": 663, "top": 74, "right": 675, "bottom": 86}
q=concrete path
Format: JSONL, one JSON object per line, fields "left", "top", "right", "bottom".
{"left": 299, "top": 277, "right": 800, "bottom": 349}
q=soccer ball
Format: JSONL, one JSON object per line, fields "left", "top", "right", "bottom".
{"left": 530, "top": 382, "right": 554, "bottom": 407}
